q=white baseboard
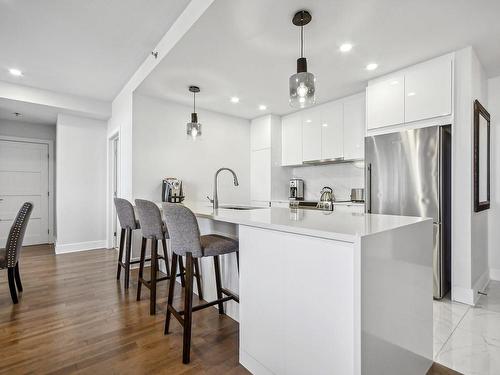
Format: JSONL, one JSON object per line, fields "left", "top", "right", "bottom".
{"left": 490, "top": 268, "right": 500, "bottom": 281}
{"left": 55, "top": 240, "right": 107, "bottom": 254}
{"left": 452, "top": 269, "right": 490, "bottom": 306}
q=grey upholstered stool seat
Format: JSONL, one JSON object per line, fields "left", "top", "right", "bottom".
{"left": 0, "top": 202, "right": 33, "bottom": 304}
{"left": 200, "top": 235, "right": 238, "bottom": 257}
{"left": 114, "top": 198, "right": 156, "bottom": 289}
{"left": 162, "top": 203, "right": 239, "bottom": 364}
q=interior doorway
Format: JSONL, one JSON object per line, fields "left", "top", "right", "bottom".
{"left": 0, "top": 138, "right": 52, "bottom": 245}
{"left": 110, "top": 134, "right": 120, "bottom": 249}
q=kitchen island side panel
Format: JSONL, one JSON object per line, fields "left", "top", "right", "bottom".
{"left": 239, "top": 225, "right": 357, "bottom": 375}
{"left": 360, "top": 219, "right": 433, "bottom": 375}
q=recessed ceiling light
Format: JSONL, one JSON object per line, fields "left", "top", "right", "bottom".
{"left": 390, "top": 80, "right": 399, "bottom": 85}
{"left": 305, "top": 119, "right": 312, "bottom": 123}
{"left": 230, "top": 96, "right": 240, "bottom": 103}
{"left": 407, "top": 92, "right": 416, "bottom": 97}
{"left": 9, "top": 68, "right": 23, "bottom": 77}
{"left": 339, "top": 43, "right": 353, "bottom": 52}
{"left": 322, "top": 123, "right": 328, "bottom": 127}
{"left": 258, "top": 105, "right": 267, "bottom": 111}
{"left": 366, "top": 63, "right": 378, "bottom": 71}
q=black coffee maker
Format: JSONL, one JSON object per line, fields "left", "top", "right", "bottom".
{"left": 162, "top": 178, "right": 184, "bottom": 203}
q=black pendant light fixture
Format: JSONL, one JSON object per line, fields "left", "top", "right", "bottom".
{"left": 186, "top": 85, "right": 201, "bottom": 139}
{"left": 289, "top": 10, "right": 315, "bottom": 108}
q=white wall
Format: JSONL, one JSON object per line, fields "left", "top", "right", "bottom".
{"left": 488, "top": 75, "right": 500, "bottom": 281}
{"left": 56, "top": 114, "right": 107, "bottom": 253}
{"left": 0, "top": 119, "right": 56, "bottom": 140}
{"left": 470, "top": 51, "right": 489, "bottom": 289}
{"left": 132, "top": 94, "right": 251, "bottom": 203}
{"left": 452, "top": 47, "right": 489, "bottom": 305}
{"left": 291, "top": 162, "right": 364, "bottom": 201}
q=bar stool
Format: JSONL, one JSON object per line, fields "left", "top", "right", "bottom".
{"left": 162, "top": 203, "right": 239, "bottom": 364}
{"left": 114, "top": 198, "right": 147, "bottom": 289}
{"left": 134, "top": 199, "right": 203, "bottom": 315}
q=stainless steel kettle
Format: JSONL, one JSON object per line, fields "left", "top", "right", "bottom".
{"left": 319, "top": 186, "right": 334, "bottom": 202}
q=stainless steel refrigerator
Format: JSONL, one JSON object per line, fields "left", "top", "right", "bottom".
{"left": 365, "top": 125, "right": 451, "bottom": 299}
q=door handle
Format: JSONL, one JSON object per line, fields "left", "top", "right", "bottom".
{"left": 366, "top": 163, "right": 372, "bottom": 213}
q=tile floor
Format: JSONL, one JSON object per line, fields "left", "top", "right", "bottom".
{"left": 434, "top": 280, "right": 500, "bottom": 375}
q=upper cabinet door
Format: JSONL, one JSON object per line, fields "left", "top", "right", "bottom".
{"left": 251, "top": 116, "right": 271, "bottom": 151}
{"left": 405, "top": 56, "right": 452, "bottom": 123}
{"left": 321, "top": 101, "right": 343, "bottom": 160}
{"left": 366, "top": 75, "right": 405, "bottom": 129}
{"left": 250, "top": 148, "right": 271, "bottom": 202}
{"left": 281, "top": 113, "right": 303, "bottom": 166}
{"left": 302, "top": 108, "right": 322, "bottom": 162}
{"left": 343, "top": 94, "right": 365, "bottom": 160}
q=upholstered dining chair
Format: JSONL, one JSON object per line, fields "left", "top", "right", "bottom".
{"left": 0, "top": 202, "right": 33, "bottom": 304}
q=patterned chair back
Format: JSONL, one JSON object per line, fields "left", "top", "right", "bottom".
{"left": 6, "top": 202, "right": 33, "bottom": 268}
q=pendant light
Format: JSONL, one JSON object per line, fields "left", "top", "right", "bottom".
{"left": 186, "top": 85, "right": 202, "bottom": 139}
{"left": 289, "top": 10, "right": 315, "bottom": 108}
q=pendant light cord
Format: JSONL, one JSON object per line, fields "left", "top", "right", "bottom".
{"left": 193, "top": 91, "right": 196, "bottom": 112}
{"left": 300, "top": 25, "right": 304, "bottom": 58}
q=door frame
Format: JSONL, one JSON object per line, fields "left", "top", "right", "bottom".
{"left": 106, "top": 130, "right": 120, "bottom": 249}
{"left": 0, "top": 135, "right": 54, "bottom": 244}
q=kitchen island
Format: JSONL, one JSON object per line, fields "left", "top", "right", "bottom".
{"left": 175, "top": 202, "right": 433, "bottom": 375}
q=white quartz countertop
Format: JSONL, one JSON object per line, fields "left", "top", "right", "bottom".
{"left": 166, "top": 201, "right": 431, "bottom": 243}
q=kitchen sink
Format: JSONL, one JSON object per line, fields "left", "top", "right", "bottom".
{"left": 219, "top": 205, "right": 266, "bottom": 210}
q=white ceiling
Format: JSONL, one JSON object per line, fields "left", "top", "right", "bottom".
{"left": 137, "top": 0, "right": 500, "bottom": 120}
{"left": 0, "top": 0, "right": 190, "bottom": 101}
{"left": 0, "top": 99, "right": 59, "bottom": 125}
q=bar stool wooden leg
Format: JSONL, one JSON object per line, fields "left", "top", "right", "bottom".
{"left": 7, "top": 268, "right": 18, "bottom": 304}
{"left": 178, "top": 256, "right": 186, "bottom": 287}
{"left": 136, "top": 237, "right": 147, "bottom": 301}
{"left": 161, "top": 238, "right": 170, "bottom": 278}
{"left": 124, "top": 228, "right": 132, "bottom": 289}
{"left": 164, "top": 253, "right": 178, "bottom": 335}
{"left": 14, "top": 262, "right": 23, "bottom": 292}
{"left": 150, "top": 239, "right": 158, "bottom": 315}
{"left": 182, "top": 253, "right": 194, "bottom": 364}
{"left": 116, "top": 228, "right": 125, "bottom": 280}
{"left": 213, "top": 255, "right": 224, "bottom": 315}
{"left": 236, "top": 251, "right": 240, "bottom": 273}
{"left": 194, "top": 259, "right": 203, "bottom": 300}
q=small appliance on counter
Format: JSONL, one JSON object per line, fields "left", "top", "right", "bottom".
{"left": 162, "top": 178, "right": 184, "bottom": 203}
{"left": 289, "top": 178, "right": 304, "bottom": 200}
{"left": 350, "top": 188, "right": 365, "bottom": 202}
{"left": 316, "top": 186, "right": 334, "bottom": 211}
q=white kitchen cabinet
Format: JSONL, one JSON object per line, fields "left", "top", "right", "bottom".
{"left": 301, "top": 107, "right": 322, "bottom": 162}
{"left": 281, "top": 113, "right": 302, "bottom": 166}
{"left": 405, "top": 55, "right": 452, "bottom": 123}
{"left": 321, "top": 101, "right": 344, "bottom": 160}
{"left": 250, "top": 148, "right": 271, "bottom": 202}
{"left": 250, "top": 115, "right": 271, "bottom": 151}
{"left": 366, "top": 74, "right": 405, "bottom": 130}
{"left": 343, "top": 93, "right": 365, "bottom": 160}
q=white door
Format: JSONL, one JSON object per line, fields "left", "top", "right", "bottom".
{"left": 366, "top": 74, "right": 405, "bottom": 129}
{"left": 301, "top": 107, "right": 322, "bottom": 162}
{"left": 281, "top": 113, "right": 303, "bottom": 166}
{"left": 250, "top": 148, "right": 271, "bottom": 203}
{"left": 343, "top": 93, "right": 366, "bottom": 160}
{"left": 321, "top": 101, "right": 344, "bottom": 160}
{"left": 0, "top": 140, "right": 49, "bottom": 246}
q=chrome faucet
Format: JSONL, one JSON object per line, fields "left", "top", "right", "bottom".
{"left": 212, "top": 167, "right": 239, "bottom": 209}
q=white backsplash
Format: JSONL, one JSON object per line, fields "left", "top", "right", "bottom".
{"left": 291, "top": 161, "right": 365, "bottom": 201}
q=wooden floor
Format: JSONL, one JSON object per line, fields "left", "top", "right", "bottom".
{"left": 0, "top": 245, "right": 460, "bottom": 375}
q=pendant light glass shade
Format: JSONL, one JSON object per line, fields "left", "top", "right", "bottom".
{"left": 289, "top": 71, "right": 315, "bottom": 108}
{"left": 186, "top": 114, "right": 202, "bottom": 139}
{"left": 289, "top": 10, "right": 315, "bottom": 108}
{"left": 186, "top": 86, "right": 201, "bottom": 140}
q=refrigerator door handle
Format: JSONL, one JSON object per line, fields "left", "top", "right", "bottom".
{"left": 366, "top": 163, "right": 372, "bottom": 213}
